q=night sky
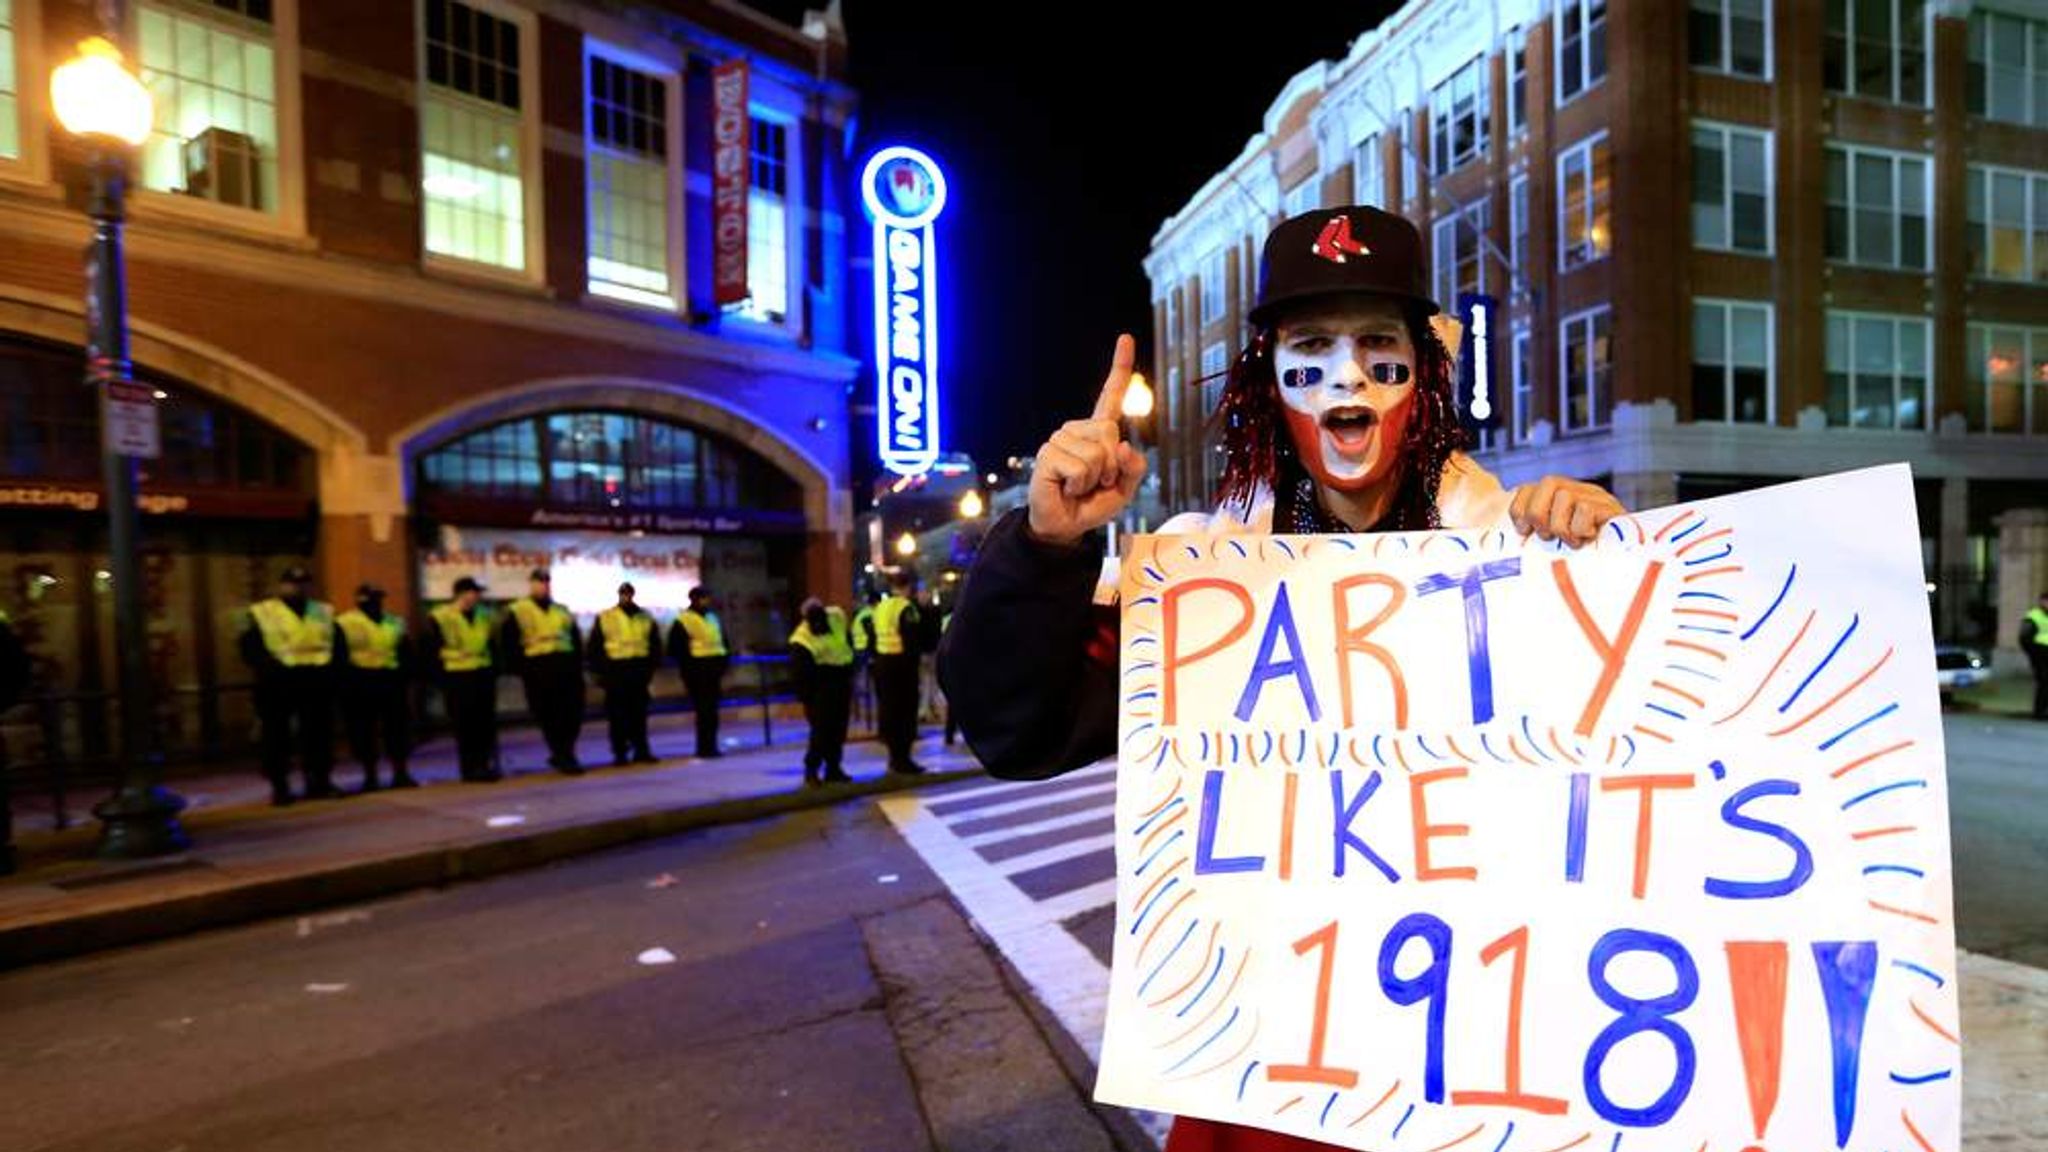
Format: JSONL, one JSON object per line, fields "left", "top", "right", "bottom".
{"left": 742, "top": 0, "right": 1401, "bottom": 469}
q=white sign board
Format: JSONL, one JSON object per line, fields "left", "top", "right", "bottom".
{"left": 104, "top": 383, "right": 161, "bottom": 459}
{"left": 419, "top": 527, "right": 702, "bottom": 621}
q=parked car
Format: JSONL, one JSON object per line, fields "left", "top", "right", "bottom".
{"left": 1936, "top": 644, "right": 1989, "bottom": 702}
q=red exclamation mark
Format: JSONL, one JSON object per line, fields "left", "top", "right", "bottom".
{"left": 1726, "top": 941, "right": 1790, "bottom": 1146}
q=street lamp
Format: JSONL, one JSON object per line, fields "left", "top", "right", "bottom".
{"left": 895, "top": 531, "right": 918, "bottom": 558}
{"left": 53, "top": 25, "right": 190, "bottom": 858}
{"left": 1121, "top": 371, "right": 1155, "bottom": 421}
{"left": 957, "top": 490, "right": 984, "bottom": 519}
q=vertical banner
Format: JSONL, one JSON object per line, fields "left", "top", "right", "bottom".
{"left": 1100, "top": 466, "right": 1959, "bottom": 1152}
{"left": 712, "top": 58, "right": 751, "bottom": 308}
{"left": 861, "top": 146, "right": 949, "bottom": 477}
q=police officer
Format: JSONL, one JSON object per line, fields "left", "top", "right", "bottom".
{"left": 428, "top": 576, "right": 500, "bottom": 783}
{"left": 667, "top": 586, "right": 729, "bottom": 758}
{"left": 335, "top": 583, "right": 417, "bottom": 792}
{"left": 0, "top": 608, "right": 31, "bottom": 874}
{"left": 789, "top": 597, "right": 855, "bottom": 786}
{"left": 871, "top": 569, "right": 925, "bottom": 775}
{"left": 588, "top": 581, "right": 660, "bottom": 766}
{"left": 502, "top": 568, "right": 585, "bottom": 775}
{"left": 2023, "top": 589, "right": 2048, "bottom": 720}
{"left": 240, "top": 565, "right": 346, "bottom": 805}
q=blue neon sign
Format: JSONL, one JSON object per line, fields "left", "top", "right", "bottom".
{"left": 862, "top": 146, "right": 948, "bottom": 477}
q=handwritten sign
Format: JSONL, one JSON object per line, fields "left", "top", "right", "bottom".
{"left": 1102, "top": 466, "right": 1958, "bottom": 1152}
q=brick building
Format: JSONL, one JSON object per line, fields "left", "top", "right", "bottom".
{"left": 1145, "top": 0, "right": 2048, "bottom": 667}
{"left": 0, "top": 0, "right": 861, "bottom": 760}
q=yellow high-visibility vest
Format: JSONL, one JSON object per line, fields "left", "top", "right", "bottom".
{"left": 679, "top": 610, "right": 728, "bottom": 658}
{"left": 872, "top": 596, "right": 916, "bottom": 657}
{"left": 432, "top": 604, "right": 494, "bottom": 672}
{"left": 336, "top": 609, "right": 404, "bottom": 671}
{"left": 599, "top": 606, "right": 657, "bottom": 661}
{"left": 251, "top": 599, "right": 336, "bottom": 668}
{"left": 2028, "top": 607, "right": 2048, "bottom": 647}
{"left": 851, "top": 605, "right": 875, "bottom": 653}
{"left": 509, "top": 598, "right": 575, "bottom": 658}
{"left": 789, "top": 607, "right": 854, "bottom": 667}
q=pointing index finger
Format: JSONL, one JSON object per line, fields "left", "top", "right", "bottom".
{"left": 1090, "top": 334, "right": 1138, "bottom": 423}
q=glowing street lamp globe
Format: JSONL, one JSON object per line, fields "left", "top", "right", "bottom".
{"left": 51, "top": 38, "right": 153, "bottom": 147}
{"left": 895, "top": 532, "right": 918, "bottom": 557}
{"left": 958, "top": 490, "right": 984, "bottom": 519}
{"left": 1122, "top": 372, "right": 1154, "bottom": 420}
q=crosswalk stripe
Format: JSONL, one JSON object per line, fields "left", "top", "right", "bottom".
{"left": 960, "top": 805, "right": 1111, "bottom": 848}
{"left": 987, "top": 831, "right": 1117, "bottom": 878}
{"left": 924, "top": 765, "right": 1117, "bottom": 816}
{"left": 938, "top": 783, "right": 1118, "bottom": 829}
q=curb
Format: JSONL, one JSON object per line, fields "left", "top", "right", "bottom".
{"left": 0, "top": 768, "right": 981, "bottom": 970}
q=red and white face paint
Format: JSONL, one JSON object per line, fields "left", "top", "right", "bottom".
{"left": 1272, "top": 299, "right": 1417, "bottom": 493}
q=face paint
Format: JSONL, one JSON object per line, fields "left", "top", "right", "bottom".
{"left": 1272, "top": 299, "right": 1419, "bottom": 493}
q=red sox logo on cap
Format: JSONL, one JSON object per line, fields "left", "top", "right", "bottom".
{"left": 1310, "top": 215, "right": 1371, "bottom": 264}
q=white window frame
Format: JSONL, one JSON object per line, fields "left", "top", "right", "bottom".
{"left": 582, "top": 38, "right": 683, "bottom": 312}
{"left": 1555, "top": 0, "right": 1608, "bottom": 107}
{"left": 1164, "top": 283, "right": 1181, "bottom": 344}
{"left": 1967, "top": 323, "right": 2048, "bottom": 436}
{"left": 1968, "top": 8, "right": 2047, "bottom": 128}
{"left": 1354, "top": 132, "right": 1383, "bottom": 207}
{"left": 1826, "top": 0, "right": 1931, "bottom": 107}
{"left": 1557, "top": 131, "right": 1611, "bottom": 272}
{"left": 1692, "top": 120, "right": 1774, "bottom": 255}
{"left": 1824, "top": 143, "right": 1931, "bottom": 271}
{"left": 1558, "top": 306, "right": 1613, "bottom": 435}
{"left": 1691, "top": 0, "right": 1772, "bottom": 79}
{"left": 1511, "top": 323, "right": 1533, "bottom": 443}
{"left": 1509, "top": 172, "right": 1530, "bottom": 288}
{"left": 722, "top": 102, "right": 802, "bottom": 337}
{"left": 1200, "top": 249, "right": 1227, "bottom": 327}
{"left": 1430, "top": 55, "right": 1489, "bottom": 177}
{"left": 417, "top": 0, "right": 543, "bottom": 287}
{"left": 1506, "top": 26, "right": 1529, "bottom": 134}
{"left": 1284, "top": 176, "right": 1319, "bottom": 218}
{"left": 130, "top": 0, "right": 306, "bottom": 238}
{"left": 1691, "top": 298, "right": 1776, "bottom": 425}
{"left": 1399, "top": 113, "right": 1417, "bottom": 204}
{"left": 1965, "top": 163, "right": 2047, "bottom": 283}
{"left": 0, "top": 0, "right": 48, "bottom": 186}
{"left": 1824, "top": 310, "right": 1933, "bottom": 431}
{"left": 1433, "top": 200, "right": 1489, "bottom": 310}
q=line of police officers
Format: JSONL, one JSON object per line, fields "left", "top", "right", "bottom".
{"left": 239, "top": 567, "right": 739, "bottom": 806}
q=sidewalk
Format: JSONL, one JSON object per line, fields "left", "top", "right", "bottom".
{"left": 0, "top": 708, "right": 981, "bottom": 969}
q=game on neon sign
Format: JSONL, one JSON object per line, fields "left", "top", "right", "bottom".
{"left": 862, "top": 146, "right": 948, "bottom": 477}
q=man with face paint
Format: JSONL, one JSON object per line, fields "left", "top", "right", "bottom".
{"left": 939, "top": 206, "right": 1624, "bottom": 1152}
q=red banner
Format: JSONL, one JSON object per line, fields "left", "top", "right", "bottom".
{"left": 712, "top": 59, "right": 751, "bottom": 308}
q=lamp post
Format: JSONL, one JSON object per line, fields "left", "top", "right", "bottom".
{"left": 52, "top": 22, "right": 189, "bottom": 858}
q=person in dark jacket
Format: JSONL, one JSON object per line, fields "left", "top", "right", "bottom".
{"left": 0, "top": 609, "right": 31, "bottom": 874}
{"left": 335, "top": 583, "right": 417, "bottom": 792}
{"left": 427, "top": 576, "right": 500, "bottom": 783}
{"left": 2022, "top": 589, "right": 2048, "bottom": 720}
{"left": 240, "top": 566, "right": 349, "bottom": 805}
{"left": 939, "top": 206, "right": 1624, "bottom": 1152}
{"left": 667, "top": 586, "right": 730, "bottom": 758}
{"left": 587, "top": 582, "right": 661, "bottom": 765}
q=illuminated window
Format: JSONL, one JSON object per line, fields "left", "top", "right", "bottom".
{"left": 1399, "top": 113, "right": 1417, "bottom": 203}
{"left": 1692, "top": 122, "right": 1772, "bottom": 254}
{"left": 1825, "top": 0, "right": 1928, "bottom": 106}
{"left": 1558, "top": 133, "right": 1611, "bottom": 271}
{"left": 1432, "top": 200, "right": 1489, "bottom": 308}
{"left": 0, "top": 0, "right": 18, "bottom": 162}
{"left": 1969, "top": 9, "right": 2047, "bottom": 127}
{"left": 585, "top": 48, "right": 673, "bottom": 308}
{"left": 1965, "top": 165, "right": 2047, "bottom": 282}
{"left": 1200, "top": 249, "right": 1226, "bottom": 326}
{"left": 1824, "top": 144, "right": 1929, "bottom": 270}
{"left": 1511, "top": 326, "right": 1533, "bottom": 442}
{"left": 1692, "top": 300, "right": 1773, "bottom": 424}
{"left": 1690, "top": 0, "right": 1769, "bottom": 78}
{"left": 421, "top": 0, "right": 532, "bottom": 273}
{"left": 1559, "top": 307, "right": 1612, "bottom": 434}
{"left": 1506, "top": 28, "right": 1529, "bottom": 133}
{"left": 1509, "top": 175, "right": 1530, "bottom": 287}
{"left": 1967, "top": 325, "right": 2048, "bottom": 435}
{"left": 136, "top": 0, "right": 279, "bottom": 213}
{"left": 1430, "top": 56, "right": 1489, "bottom": 177}
{"left": 1557, "top": 0, "right": 1607, "bottom": 104}
{"left": 1824, "top": 312, "right": 1930, "bottom": 430}
{"left": 1283, "top": 177, "right": 1318, "bottom": 218}
{"left": 730, "top": 116, "right": 789, "bottom": 324}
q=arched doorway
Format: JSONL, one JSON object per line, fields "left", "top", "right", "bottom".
{"left": 0, "top": 332, "right": 320, "bottom": 765}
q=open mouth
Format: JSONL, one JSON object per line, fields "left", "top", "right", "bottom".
{"left": 1321, "top": 405, "right": 1379, "bottom": 454}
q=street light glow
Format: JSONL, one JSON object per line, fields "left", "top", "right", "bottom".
{"left": 895, "top": 532, "right": 918, "bottom": 557}
{"left": 958, "top": 490, "right": 984, "bottom": 519}
{"left": 50, "top": 38, "right": 153, "bottom": 147}
{"left": 1122, "top": 372, "right": 1154, "bottom": 420}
